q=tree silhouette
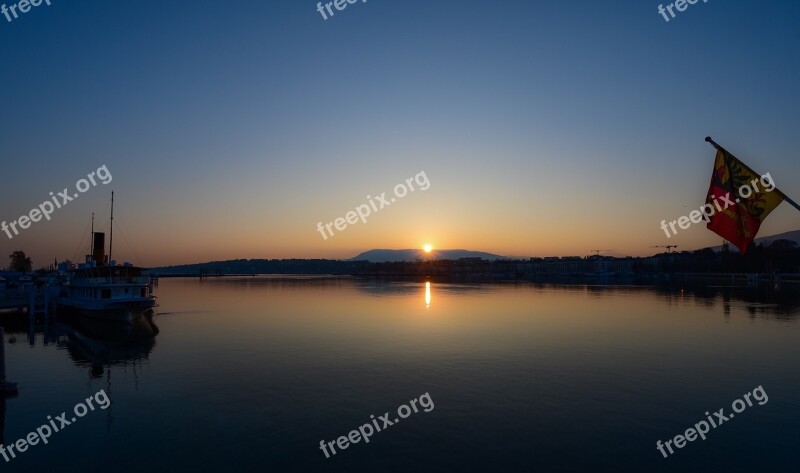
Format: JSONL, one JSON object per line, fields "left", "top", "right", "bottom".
{"left": 8, "top": 251, "right": 32, "bottom": 272}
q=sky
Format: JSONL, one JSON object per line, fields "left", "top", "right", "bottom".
{"left": 1, "top": 0, "right": 799, "bottom": 267}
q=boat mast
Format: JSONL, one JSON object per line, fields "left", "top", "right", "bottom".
{"left": 89, "top": 212, "right": 94, "bottom": 261}
{"left": 109, "top": 192, "right": 114, "bottom": 265}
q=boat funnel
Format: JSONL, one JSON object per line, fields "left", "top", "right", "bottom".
{"left": 93, "top": 232, "right": 106, "bottom": 266}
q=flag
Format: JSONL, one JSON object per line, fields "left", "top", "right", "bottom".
{"left": 705, "top": 148, "right": 784, "bottom": 253}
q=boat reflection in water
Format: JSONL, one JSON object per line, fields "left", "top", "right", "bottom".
{"left": 58, "top": 309, "right": 159, "bottom": 378}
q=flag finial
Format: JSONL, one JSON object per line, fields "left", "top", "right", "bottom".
{"left": 705, "top": 136, "right": 722, "bottom": 150}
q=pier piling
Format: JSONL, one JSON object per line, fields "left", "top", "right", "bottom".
{"left": 28, "top": 284, "right": 36, "bottom": 317}
{"left": 0, "top": 328, "right": 18, "bottom": 394}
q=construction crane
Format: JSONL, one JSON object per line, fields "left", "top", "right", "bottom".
{"left": 650, "top": 245, "right": 678, "bottom": 253}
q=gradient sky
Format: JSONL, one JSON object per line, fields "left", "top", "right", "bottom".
{"left": 1, "top": 0, "right": 799, "bottom": 267}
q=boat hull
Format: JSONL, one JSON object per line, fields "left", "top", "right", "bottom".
{"left": 58, "top": 300, "right": 156, "bottom": 323}
{"left": 58, "top": 297, "right": 156, "bottom": 311}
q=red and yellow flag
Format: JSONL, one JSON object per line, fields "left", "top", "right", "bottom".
{"left": 705, "top": 148, "right": 783, "bottom": 253}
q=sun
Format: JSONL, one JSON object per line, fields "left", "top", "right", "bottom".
{"left": 423, "top": 244, "right": 433, "bottom": 253}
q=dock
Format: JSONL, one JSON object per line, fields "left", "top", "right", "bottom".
{"left": 0, "top": 273, "right": 58, "bottom": 316}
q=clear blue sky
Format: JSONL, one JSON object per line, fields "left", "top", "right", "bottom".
{"left": 1, "top": 0, "right": 799, "bottom": 266}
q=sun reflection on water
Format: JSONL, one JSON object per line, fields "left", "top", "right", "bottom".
{"left": 425, "top": 281, "right": 431, "bottom": 310}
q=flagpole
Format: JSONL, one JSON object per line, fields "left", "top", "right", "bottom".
{"left": 704, "top": 136, "right": 800, "bottom": 212}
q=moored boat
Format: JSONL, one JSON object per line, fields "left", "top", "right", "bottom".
{"left": 57, "top": 192, "right": 156, "bottom": 321}
{"left": 58, "top": 263, "right": 156, "bottom": 315}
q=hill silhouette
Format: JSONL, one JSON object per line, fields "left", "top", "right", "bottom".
{"left": 350, "top": 249, "right": 505, "bottom": 263}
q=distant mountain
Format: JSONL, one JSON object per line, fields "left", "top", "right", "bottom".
{"left": 146, "top": 251, "right": 507, "bottom": 275}
{"left": 706, "top": 230, "right": 800, "bottom": 252}
{"left": 148, "top": 259, "right": 367, "bottom": 276}
{"left": 350, "top": 249, "right": 505, "bottom": 263}
{"left": 752, "top": 230, "right": 800, "bottom": 247}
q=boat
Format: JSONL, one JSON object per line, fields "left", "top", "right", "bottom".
{"left": 57, "top": 192, "right": 157, "bottom": 321}
{"left": 58, "top": 263, "right": 156, "bottom": 314}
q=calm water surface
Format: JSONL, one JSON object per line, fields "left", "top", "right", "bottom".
{"left": 2, "top": 277, "right": 799, "bottom": 472}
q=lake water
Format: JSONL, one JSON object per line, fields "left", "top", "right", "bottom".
{"left": 2, "top": 277, "right": 799, "bottom": 472}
